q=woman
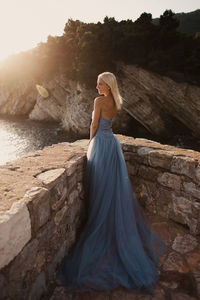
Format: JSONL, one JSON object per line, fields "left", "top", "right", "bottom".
{"left": 57, "top": 72, "right": 167, "bottom": 295}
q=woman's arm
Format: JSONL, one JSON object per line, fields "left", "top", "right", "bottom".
{"left": 89, "top": 98, "right": 102, "bottom": 144}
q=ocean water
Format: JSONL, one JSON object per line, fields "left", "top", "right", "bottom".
{"left": 0, "top": 116, "right": 199, "bottom": 166}
{"left": 0, "top": 116, "right": 79, "bottom": 166}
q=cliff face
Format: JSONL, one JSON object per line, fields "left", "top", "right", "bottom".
{"left": 0, "top": 79, "right": 37, "bottom": 115}
{"left": 0, "top": 64, "right": 200, "bottom": 138}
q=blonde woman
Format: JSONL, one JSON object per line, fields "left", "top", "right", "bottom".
{"left": 57, "top": 72, "right": 167, "bottom": 295}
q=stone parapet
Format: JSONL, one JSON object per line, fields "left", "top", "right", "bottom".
{"left": 117, "top": 135, "right": 200, "bottom": 235}
{"left": 0, "top": 136, "right": 200, "bottom": 299}
{"left": 0, "top": 141, "right": 88, "bottom": 300}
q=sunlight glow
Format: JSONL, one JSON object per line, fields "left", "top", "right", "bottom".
{"left": 0, "top": 0, "right": 199, "bottom": 62}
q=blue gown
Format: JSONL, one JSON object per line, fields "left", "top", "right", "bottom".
{"left": 56, "top": 116, "right": 167, "bottom": 294}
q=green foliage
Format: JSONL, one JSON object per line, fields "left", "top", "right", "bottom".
{"left": 0, "top": 9, "right": 200, "bottom": 86}
{"left": 153, "top": 9, "right": 200, "bottom": 36}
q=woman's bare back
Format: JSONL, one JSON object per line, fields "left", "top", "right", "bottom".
{"left": 100, "top": 95, "right": 118, "bottom": 120}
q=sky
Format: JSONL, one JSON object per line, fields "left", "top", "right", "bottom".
{"left": 0, "top": 0, "right": 199, "bottom": 62}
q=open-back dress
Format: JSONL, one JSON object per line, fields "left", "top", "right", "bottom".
{"left": 57, "top": 114, "right": 167, "bottom": 294}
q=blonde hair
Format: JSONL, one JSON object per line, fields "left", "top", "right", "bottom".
{"left": 98, "top": 72, "right": 123, "bottom": 110}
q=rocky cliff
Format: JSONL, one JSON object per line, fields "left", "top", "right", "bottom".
{"left": 0, "top": 64, "right": 200, "bottom": 138}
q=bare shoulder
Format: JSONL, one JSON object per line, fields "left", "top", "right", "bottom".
{"left": 94, "top": 96, "right": 105, "bottom": 106}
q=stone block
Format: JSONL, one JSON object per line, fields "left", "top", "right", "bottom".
{"left": 172, "top": 194, "right": 192, "bottom": 216}
{"left": 185, "top": 245, "right": 200, "bottom": 270}
{"left": 77, "top": 182, "right": 83, "bottom": 194}
{"left": 36, "top": 168, "right": 66, "bottom": 189}
{"left": 67, "top": 172, "right": 77, "bottom": 194}
{"left": 50, "top": 175, "right": 68, "bottom": 211}
{"left": 169, "top": 194, "right": 200, "bottom": 233}
{"left": 126, "top": 162, "right": 139, "bottom": 176}
{"left": 172, "top": 234, "right": 198, "bottom": 254}
{"left": 171, "top": 155, "right": 196, "bottom": 179}
{"left": 52, "top": 186, "right": 68, "bottom": 211}
{"left": 138, "top": 165, "right": 160, "bottom": 182}
{"left": 121, "top": 143, "right": 136, "bottom": 152}
{"left": 132, "top": 146, "right": 153, "bottom": 165}
{"left": 134, "top": 180, "right": 157, "bottom": 214}
{"left": 183, "top": 181, "right": 200, "bottom": 200}
{"left": 7, "top": 238, "right": 42, "bottom": 299}
{"left": 54, "top": 205, "right": 68, "bottom": 226}
{"left": 123, "top": 151, "right": 138, "bottom": 162}
{"left": 68, "top": 190, "right": 79, "bottom": 205}
{"left": 163, "top": 251, "right": 189, "bottom": 273}
{"left": 195, "top": 165, "right": 200, "bottom": 183}
{"left": 65, "top": 161, "right": 77, "bottom": 176}
{"left": 0, "top": 201, "right": 31, "bottom": 269}
{"left": 24, "top": 187, "right": 50, "bottom": 234}
{"left": 77, "top": 170, "right": 84, "bottom": 182}
{"left": 157, "top": 172, "right": 181, "bottom": 190}
{"left": 50, "top": 286, "right": 73, "bottom": 300}
{"left": 149, "top": 149, "right": 174, "bottom": 169}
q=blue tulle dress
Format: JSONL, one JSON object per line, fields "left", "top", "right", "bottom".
{"left": 56, "top": 115, "right": 167, "bottom": 294}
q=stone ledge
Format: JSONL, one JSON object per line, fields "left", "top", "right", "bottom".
{"left": 1, "top": 135, "right": 200, "bottom": 299}
{"left": 0, "top": 200, "right": 31, "bottom": 269}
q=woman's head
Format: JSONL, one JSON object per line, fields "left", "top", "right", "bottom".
{"left": 97, "top": 72, "right": 123, "bottom": 110}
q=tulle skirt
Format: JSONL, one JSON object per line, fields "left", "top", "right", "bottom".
{"left": 56, "top": 132, "right": 167, "bottom": 294}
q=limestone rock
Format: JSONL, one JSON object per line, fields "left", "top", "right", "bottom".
{"left": 1, "top": 64, "right": 200, "bottom": 138}
{"left": 0, "top": 79, "right": 37, "bottom": 115}
{"left": 118, "top": 63, "right": 200, "bottom": 138}
{"left": 157, "top": 172, "right": 181, "bottom": 190}
{"left": 0, "top": 200, "right": 31, "bottom": 269}
{"left": 36, "top": 168, "right": 66, "bottom": 188}
{"left": 163, "top": 251, "right": 189, "bottom": 273}
{"left": 172, "top": 234, "right": 198, "bottom": 254}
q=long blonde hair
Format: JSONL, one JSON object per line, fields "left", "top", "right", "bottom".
{"left": 98, "top": 72, "right": 123, "bottom": 110}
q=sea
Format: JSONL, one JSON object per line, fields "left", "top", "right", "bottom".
{"left": 0, "top": 116, "right": 80, "bottom": 166}
{"left": 0, "top": 115, "right": 199, "bottom": 166}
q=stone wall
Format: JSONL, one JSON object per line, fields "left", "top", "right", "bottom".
{"left": 119, "top": 135, "right": 200, "bottom": 236}
{"left": 0, "top": 135, "right": 200, "bottom": 299}
{"left": 0, "top": 142, "right": 88, "bottom": 300}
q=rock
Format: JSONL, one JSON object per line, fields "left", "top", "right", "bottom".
{"left": 68, "top": 190, "right": 79, "bottom": 205}
{"left": 183, "top": 182, "right": 200, "bottom": 200}
{"left": 138, "top": 165, "right": 160, "bottom": 182}
{"left": 0, "top": 78, "right": 37, "bottom": 115}
{"left": 170, "top": 194, "right": 200, "bottom": 235}
{"left": 36, "top": 168, "right": 66, "bottom": 189}
{"left": 157, "top": 172, "right": 181, "bottom": 190}
{"left": 172, "top": 234, "right": 198, "bottom": 254}
{"left": 24, "top": 187, "right": 50, "bottom": 233}
{"left": 118, "top": 63, "right": 200, "bottom": 138}
{"left": 50, "top": 286, "right": 73, "bottom": 300}
{"left": 0, "top": 200, "right": 31, "bottom": 269}
{"left": 170, "top": 292, "right": 197, "bottom": 300}
{"left": 163, "top": 251, "right": 189, "bottom": 273}
{"left": 148, "top": 150, "right": 174, "bottom": 170}
{"left": 1, "top": 63, "right": 200, "bottom": 139}
{"left": 54, "top": 205, "right": 68, "bottom": 226}
{"left": 185, "top": 245, "right": 200, "bottom": 270}
{"left": 171, "top": 156, "right": 196, "bottom": 179}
